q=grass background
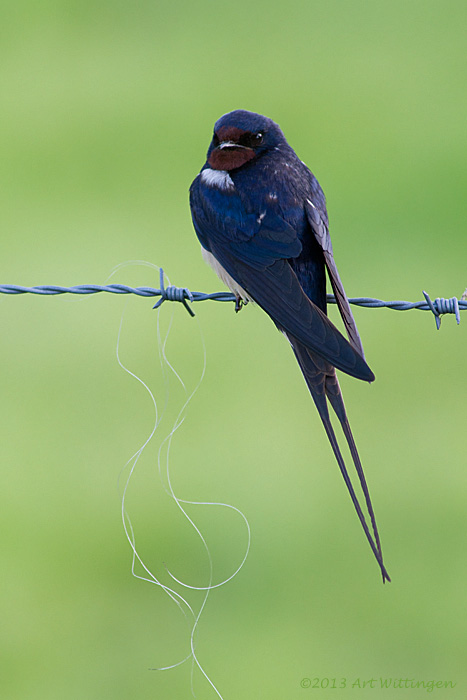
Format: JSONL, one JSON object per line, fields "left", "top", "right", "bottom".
{"left": 1, "top": 1, "right": 466, "bottom": 698}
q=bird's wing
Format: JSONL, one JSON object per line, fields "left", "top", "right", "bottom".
{"left": 190, "top": 176, "right": 373, "bottom": 381}
{"left": 304, "top": 183, "right": 365, "bottom": 358}
{"left": 190, "top": 174, "right": 301, "bottom": 266}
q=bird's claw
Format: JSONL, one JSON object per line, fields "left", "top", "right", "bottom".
{"left": 235, "top": 295, "right": 248, "bottom": 313}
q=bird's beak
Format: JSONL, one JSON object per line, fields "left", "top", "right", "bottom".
{"left": 218, "top": 141, "right": 249, "bottom": 150}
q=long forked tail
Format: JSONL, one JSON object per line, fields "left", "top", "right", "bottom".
{"left": 325, "top": 372, "right": 384, "bottom": 565}
{"left": 290, "top": 336, "right": 390, "bottom": 583}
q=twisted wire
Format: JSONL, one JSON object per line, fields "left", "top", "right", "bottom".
{"left": 1, "top": 269, "right": 465, "bottom": 329}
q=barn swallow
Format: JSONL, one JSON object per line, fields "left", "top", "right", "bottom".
{"left": 189, "top": 110, "right": 390, "bottom": 582}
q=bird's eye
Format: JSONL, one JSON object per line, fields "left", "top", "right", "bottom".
{"left": 212, "top": 132, "right": 220, "bottom": 147}
{"left": 241, "top": 132, "right": 264, "bottom": 148}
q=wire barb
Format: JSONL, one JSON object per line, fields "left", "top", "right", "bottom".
{"left": 422, "top": 291, "right": 460, "bottom": 330}
{"left": 152, "top": 268, "right": 195, "bottom": 317}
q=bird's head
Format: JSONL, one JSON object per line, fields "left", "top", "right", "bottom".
{"left": 206, "top": 110, "right": 285, "bottom": 172}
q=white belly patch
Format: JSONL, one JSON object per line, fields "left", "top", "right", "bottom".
{"left": 201, "top": 249, "right": 252, "bottom": 302}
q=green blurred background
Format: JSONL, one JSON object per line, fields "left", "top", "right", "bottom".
{"left": 1, "top": 1, "right": 466, "bottom": 698}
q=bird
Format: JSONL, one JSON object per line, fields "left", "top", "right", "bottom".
{"left": 189, "top": 109, "right": 390, "bottom": 583}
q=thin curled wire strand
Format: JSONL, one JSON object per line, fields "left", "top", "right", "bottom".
{"left": 114, "top": 266, "right": 250, "bottom": 698}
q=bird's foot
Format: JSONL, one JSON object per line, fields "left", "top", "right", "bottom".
{"left": 235, "top": 295, "right": 249, "bottom": 313}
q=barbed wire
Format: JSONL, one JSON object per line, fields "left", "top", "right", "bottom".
{"left": 1, "top": 268, "right": 465, "bottom": 329}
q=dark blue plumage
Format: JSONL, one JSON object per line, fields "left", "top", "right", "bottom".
{"left": 190, "top": 110, "right": 390, "bottom": 582}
